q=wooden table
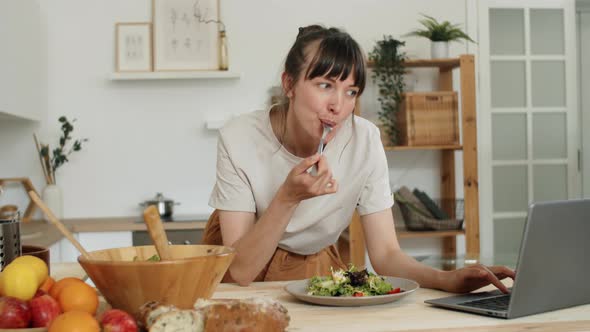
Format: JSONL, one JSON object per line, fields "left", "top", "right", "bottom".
{"left": 52, "top": 263, "right": 590, "bottom": 332}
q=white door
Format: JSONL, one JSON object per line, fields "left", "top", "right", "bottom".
{"left": 479, "top": 0, "right": 580, "bottom": 258}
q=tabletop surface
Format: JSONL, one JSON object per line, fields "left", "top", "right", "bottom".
{"left": 51, "top": 263, "right": 590, "bottom": 332}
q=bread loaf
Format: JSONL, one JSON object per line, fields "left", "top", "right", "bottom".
{"left": 149, "top": 310, "right": 204, "bottom": 332}
{"left": 138, "top": 298, "right": 289, "bottom": 332}
{"left": 194, "top": 298, "right": 290, "bottom": 332}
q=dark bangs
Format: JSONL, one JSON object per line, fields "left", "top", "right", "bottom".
{"left": 304, "top": 34, "right": 366, "bottom": 95}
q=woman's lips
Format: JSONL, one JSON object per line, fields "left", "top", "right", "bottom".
{"left": 320, "top": 119, "right": 336, "bottom": 127}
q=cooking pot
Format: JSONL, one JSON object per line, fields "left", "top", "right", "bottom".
{"left": 139, "top": 193, "right": 180, "bottom": 218}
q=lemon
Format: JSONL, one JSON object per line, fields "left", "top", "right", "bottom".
{"left": 10, "top": 255, "right": 48, "bottom": 286}
{"left": 0, "top": 263, "right": 39, "bottom": 300}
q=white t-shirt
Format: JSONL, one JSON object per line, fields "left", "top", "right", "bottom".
{"left": 209, "top": 109, "right": 393, "bottom": 255}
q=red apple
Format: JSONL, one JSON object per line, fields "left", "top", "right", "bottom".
{"left": 100, "top": 309, "right": 138, "bottom": 332}
{"left": 29, "top": 294, "right": 62, "bottom": 327}
{"left": 33, "top": 289, "right": 47, "bottom": 298}
{"left": 0, "top": 296, "right": 31, "bottom": 328}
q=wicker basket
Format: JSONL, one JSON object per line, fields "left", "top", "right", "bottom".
{"left": 397, "top": 92, "right": 460, "bottom": 146}
{"left": 394, "top": 193, "right": 464, "bottom": 231}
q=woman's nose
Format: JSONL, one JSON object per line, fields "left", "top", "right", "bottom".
{"left": 328, "top": 92, "right": 343, "bottom": 114}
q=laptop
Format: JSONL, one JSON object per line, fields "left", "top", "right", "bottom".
{"left": 425, "top": 199, "right": 590, "bottom": 319}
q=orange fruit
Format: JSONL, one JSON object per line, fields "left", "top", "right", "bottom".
{"left": 39, "top": 276, "right": 55, "bottom": 293}
{"left": 58, "top": 281, "right": 99, "bottom": 315}
{"left": 48, "top": 310, "right": 100, "bottom": 332}
{"left": 49, "top": 277, "right": 84, "bottom": 300}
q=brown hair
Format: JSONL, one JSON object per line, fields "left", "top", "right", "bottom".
{"left": 271, "top": 25, "right": 365, "bottom": 148}
{"left": 285, "top": 25, "right": 366, "bottom": 94}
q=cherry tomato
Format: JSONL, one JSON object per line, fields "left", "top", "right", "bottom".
{"left": 387, "top": 288, "right": 401, "bottom": 294}
{"left": 353, "top": 292, "right": 364, "bottom": 297}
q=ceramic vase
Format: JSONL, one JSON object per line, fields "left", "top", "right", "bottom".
{"left": 42, "top": 184, "right": 63, "bottom": 220}
{"left": 431, "top": 41, "right": 449, "bottom": 59}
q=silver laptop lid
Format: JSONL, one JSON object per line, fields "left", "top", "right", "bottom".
{"left": 507, "top": 199, "right": 590, "bottom": 318}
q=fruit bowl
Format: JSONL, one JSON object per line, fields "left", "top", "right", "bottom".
{"left": 77, "top": 245, "right": 235, "bottom": 315}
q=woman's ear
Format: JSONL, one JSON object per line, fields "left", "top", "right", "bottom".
{"left": 281, "top": 72, "right": 294, "bottom": 98}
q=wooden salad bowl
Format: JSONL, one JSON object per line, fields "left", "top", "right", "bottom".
{"left": 78, "top": 245, "right": 235, "bottom": 315}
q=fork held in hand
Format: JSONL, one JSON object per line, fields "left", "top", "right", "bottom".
{"left": 310, "top": 125, "right": 332, "bottom": 176}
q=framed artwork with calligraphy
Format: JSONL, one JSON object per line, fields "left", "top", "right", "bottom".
{"left": 115, "top": 22, "right": 153, "bottom": 72}
{"left": 152, "top": 0, "right": 220, "bottom": 71}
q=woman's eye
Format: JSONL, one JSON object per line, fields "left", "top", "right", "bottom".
{"left": 347, "top": 90, "right": 359, "bottom": 97}
{"left": 318, "top": 82, "right": 331, "bottom": 89}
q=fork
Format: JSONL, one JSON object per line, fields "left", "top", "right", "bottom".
{"left": 310, "top": 124, "right": 332, "bottom": 176}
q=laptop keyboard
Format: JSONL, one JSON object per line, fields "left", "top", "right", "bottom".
{"left": 459, "top": 294, "right": 511, "bottom": 311}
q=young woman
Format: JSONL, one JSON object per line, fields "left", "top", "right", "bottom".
{"left": 204, "top": 25, "right": 514, "bottom": 292}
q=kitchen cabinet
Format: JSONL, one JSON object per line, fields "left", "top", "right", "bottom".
{"left": 132, "top": 229, "right": 203, "bottom": 246}
{"left": 57, "top": 231, "right": 132, "bottom": 262}
{"left": 0, "top": 0, "right": 45, "bottom": 121}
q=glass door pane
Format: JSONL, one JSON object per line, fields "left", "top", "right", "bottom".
{"left": 490, "top": 9, "right": 525, "bottom": 55}
{"left": 533, "top": 165, "right": 568, "bottom": 202}
{"left": 494, "top": 217, "right": 526, "bottom": 256}
{"left": 530, "top": 9, "right": 565, "bottom": 55}
{"left": 491, "top": 61, "right": 526, "bottom": 107}
{"left": 532, "top": 113, "right": 567, "bottom": 159}
{"left": 531, "top": 61, "right": 566, "bottom": 107}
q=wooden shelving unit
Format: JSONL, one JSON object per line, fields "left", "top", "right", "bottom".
{"left": 343, "top": 55, "right": 480, "bottom": 268}
{"left": 109, "top": 71, "right": 241, "bottom": 80}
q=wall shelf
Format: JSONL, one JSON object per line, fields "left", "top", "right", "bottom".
{"left": 384, "top": 144, "right": 463, "bottom": 151}
{"left": 109, "top": 71, "right": 241, "bottom": 81}
{"left": 368, "top": 58, "right": 461, "bottom": 70}
{"left": 396, "top": 229, "right": 465, "bottom": 239}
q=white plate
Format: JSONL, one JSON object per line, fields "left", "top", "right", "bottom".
{"left": 284, "top": 276, "right": 419, "bottom": 306}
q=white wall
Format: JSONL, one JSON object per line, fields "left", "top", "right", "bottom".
{"left": 0, "top": 0, "right": 471, "bottom": 254}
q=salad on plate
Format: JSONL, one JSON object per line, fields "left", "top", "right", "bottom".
{"left": 307, "top": 265, "right": 404, "bottom": 297}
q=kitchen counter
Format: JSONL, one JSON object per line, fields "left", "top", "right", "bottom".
{"left": 20, "top": 214, "right": 209, "bottom": 248}
{"left": 50, "top": 263, "right": 590, "bottom": 332}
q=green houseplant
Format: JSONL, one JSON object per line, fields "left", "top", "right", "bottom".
{"left": 33, "top": 116, "right": 88, "bottom": 219}
{"left": 368, "top": 36, "right": 407, "bottom": 146}
{"left": 405, "top": 14, "right": 475, "bottom": 58}
{"left": 36, "top": 116, "right": 89, "bottom": 185}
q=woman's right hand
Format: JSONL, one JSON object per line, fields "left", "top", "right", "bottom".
{"left": 277, "top": 154, "right": 338, "bottom": 204}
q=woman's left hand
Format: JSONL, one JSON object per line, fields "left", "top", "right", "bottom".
{"left": 442, "top": 264, "right": 516, "bottom": 294}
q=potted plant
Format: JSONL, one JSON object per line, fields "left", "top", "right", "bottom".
{"left": 368, "top": 36, "right": 407, "bottom": 146}
{"left": 405, "top": 14, "right": 475, "bottom": 59}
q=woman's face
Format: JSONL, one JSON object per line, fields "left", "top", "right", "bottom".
{"left": 286, "top": 70, "right": 359, "bottom": 143}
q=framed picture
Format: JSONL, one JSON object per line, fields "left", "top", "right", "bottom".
{"left": 115, "top": 23, "right": 153, "bottom": 72}
{"left": 152, "top": 0, "right": 220, "bottom": 71}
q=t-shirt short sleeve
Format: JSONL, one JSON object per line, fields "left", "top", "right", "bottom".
{"left": 356, "top": 127, "right": 394, "bottom": 216}
{"left": 208, "top": 132, "right": 256, "bottom": 212}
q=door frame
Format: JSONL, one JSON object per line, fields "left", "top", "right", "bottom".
{"left": 578, "top": 2, "right": 590, "bottom": 196}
